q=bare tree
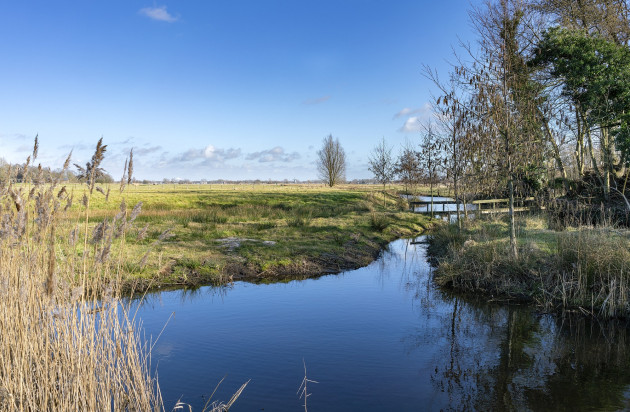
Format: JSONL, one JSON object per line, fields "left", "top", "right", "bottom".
{"left": 467, "top": 0, "right": 545, "bottom": 257}
{"left": 368, "top": 137, "right": 395, "bottom": 189}
{"left": 419, "top": 122, "right": 441, "bottom": 218}
{"left": 394, "top": 141, "right": 422, "bottom": 196}
{"left": 317, "top": 134, "right": 346, "bottom": 187}
{"left": 368, "top": 137, "right": 396, "bottom": 207}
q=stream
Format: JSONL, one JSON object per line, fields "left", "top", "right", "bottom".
{"left": 134, "top": 238, "right": 630, "bottom": 411}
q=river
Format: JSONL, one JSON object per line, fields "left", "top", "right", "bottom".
{"left": 133, "top": 238, "right": 630, "bottom": 411}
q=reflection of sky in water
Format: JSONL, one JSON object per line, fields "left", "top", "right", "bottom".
{"left": 133, "top": 239, "right": 630, "bottom": 411}
{"left": 411, "top": 196, "right": 477, "bottom": 214}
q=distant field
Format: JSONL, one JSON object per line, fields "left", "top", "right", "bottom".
{"left": 59, "top": 183, "right": 431, "bottom": 290}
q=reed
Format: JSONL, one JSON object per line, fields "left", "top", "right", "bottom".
{"left": 0, "top": 140, "right": 241, "bottom": 410}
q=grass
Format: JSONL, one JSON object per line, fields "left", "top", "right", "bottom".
{"left": 0, "top": 168, "right": 164, "bottom": 408}
{"left": 429, "top": 214, "right": 630, "bottom": 319}
{"left": 0, "top": 142, "right": 250, "bottom": 410}
{"left": 54, "top": 183, "right": 430, "bottom": 290}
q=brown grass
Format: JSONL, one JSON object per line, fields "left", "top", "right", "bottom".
{"left": 0, "top": 140, "right": 243, "bottom": 410}
{"left": 430, "top": 215, "right": 630, "bottom": 319}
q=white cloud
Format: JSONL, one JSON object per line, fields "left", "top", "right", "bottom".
{"left": 393, "top": 103, "right": 432, "bottom": 119}
{"left": 398, "top": 116, "right": 423, "bottom": 133}
{"left": 246, "top": 146, "right": 300, "bottom": 163}
{"left": 393, "top": 108, "right": 416, "bottom": 119}
{"left": 139, "top": 6, "right": 178, "bottom": 23}
{"left": 396, "top": 103, "right": 434, "bottom": 133}
{"left": 169, "top": 145, "right": 241, "bottom": 166}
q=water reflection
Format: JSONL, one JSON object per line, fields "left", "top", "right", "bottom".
{"left": 409, "top": 265, "right": 630, "bottom": 411}
{"left": 133, "top": 238, "right": 630, "bottom": 411}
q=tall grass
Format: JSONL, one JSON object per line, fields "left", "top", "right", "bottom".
{"left": 429, "top": 215, "right": 630, "bottom": 318}
{"left": 0, "top": 142, "right": 161, "bottom": 410}
{"left": 0, "top": 141, "right": 242, "bottom": 410}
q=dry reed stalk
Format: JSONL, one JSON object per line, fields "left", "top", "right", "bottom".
{"left": 0, "top": 138, "right": 244, "bottom": 411}
{"left": 0, "top": 138, "right": 162, "bottom": 411}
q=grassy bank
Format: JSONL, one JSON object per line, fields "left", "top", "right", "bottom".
{"left": 428, "top": 215, "right": 630, "bottom": 319}
{"left": 60, "top": 183, "right": 430, "bottom": 290}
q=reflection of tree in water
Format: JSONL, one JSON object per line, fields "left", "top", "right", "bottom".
{"left": 409, "top": 282, "right": 630, "bottom": 411}
{"left": 126, "top": 283, "right": 233, "bottom": 311}
{"left": 525, "top": 315, "right": 630, "bottom": 411}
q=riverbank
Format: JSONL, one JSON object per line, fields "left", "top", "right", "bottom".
{"left": 66, "top": 184, "right": 431, "bottom": 291}
{"left": 428, "top": 214, "right": 630, "bottom": 318}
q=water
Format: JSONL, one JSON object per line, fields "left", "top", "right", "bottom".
{"left": 410, "top": 195, "right": 476, "bottom": 215}
{"left": 134, "top": 239, "right": 630, "bottom": 411}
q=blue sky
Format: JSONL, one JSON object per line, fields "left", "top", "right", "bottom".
{"left": 0, "top": 1, "right": 475, "bottom": 181}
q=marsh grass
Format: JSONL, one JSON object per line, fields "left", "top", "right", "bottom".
{"left": 286, "top": 208, "right": 312, "bottom": 228}
{"left": 430, "top": 214, "right": 630, "bottom": 318}
{"left": 369, "top": 212, "right": 390, "bottom": 232}
{"left": 0, "top": 141, "right": 243, "bottom": 410}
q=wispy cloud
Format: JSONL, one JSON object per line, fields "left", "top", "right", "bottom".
{"left": 303, "top": 95, "right": 331, "bottom": 105}
{"left": 396, "top": 103, "right": 433, "bottom": 133}
{"left": 139, "top": 6, "right": 178, "bottom": 22}
{"left": 133, "top": 145, "right": 162, "bottom": 156}
{"left": 393, "top": 104, "right": 431, "bottom": 120}
{"left": 246, "top": 146, "right": 300, "bottom": 163}
{"left": 398, "top": 116, "right": 423, "bottom": 133}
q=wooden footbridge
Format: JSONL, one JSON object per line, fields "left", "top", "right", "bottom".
{"left": 409, "top": 197, "right": 542, "bottom": 215}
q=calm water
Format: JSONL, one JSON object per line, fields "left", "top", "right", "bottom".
{"left": 410, "top": 195, "right": 476, "bottom": 216}
{"left": 134, "top": 239, "right": 630, "bottom": 411}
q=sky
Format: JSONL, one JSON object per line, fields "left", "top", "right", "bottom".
{"left": 0, "top": 1, "right": 477, "bottom": 181}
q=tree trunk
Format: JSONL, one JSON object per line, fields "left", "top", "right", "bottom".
{"left": 508, "top": 175, "right": 518, "bottom": 258}
{"left": 383, "top": 183, "right": 386, "bottom": 209}
{"left": 602, "top": 126, "right": 611, "bottom": 199}
{"left": 586, "top": 129, "right": 605, "bottom": 189}
{"left": 543, "top": 120, "right": 569, "bottom": 193}
{"left": 576, "top": 107, "right": 585, "bottom": 177}
{"left": 454, "top": 177, "right": 461, "bottom": 229}
{"left": 430, "top": 178, "right": 434, "bottom": 219}
{"left": 463, "top": 192, "right": 469, "bottom": 219}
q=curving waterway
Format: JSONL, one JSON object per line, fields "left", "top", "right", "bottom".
{"left": 134, "top": 238, "right": 630, "bottom": 411}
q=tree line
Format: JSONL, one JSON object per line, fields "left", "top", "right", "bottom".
{"left": 359, "top": 0, "right": 630, "bottom": 257}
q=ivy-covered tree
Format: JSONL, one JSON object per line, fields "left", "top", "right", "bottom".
{"left": 532, "top": 27, "right": 630, "bottom": 196}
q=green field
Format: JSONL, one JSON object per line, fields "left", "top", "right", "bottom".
{"left": 64, "top": 183, "right": 431, "bottom": 290}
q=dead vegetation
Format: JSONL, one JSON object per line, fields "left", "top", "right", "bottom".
{"left": 0, "top": 139, "right": 243, "bottom": 410}
{"left": 429, "top": 215, "right": 630, "bottom": 319}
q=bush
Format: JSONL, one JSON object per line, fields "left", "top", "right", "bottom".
{"left": 369, "top": 212, "right": 390, "bottom": 232}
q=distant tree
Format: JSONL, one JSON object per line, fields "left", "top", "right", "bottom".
{"left": 394, "top": 141, "right": 422, "bottom": 195}
{"left": 368, "top": 137, "right": 395, "bottom": 208}
{"left": 317, "top": 134, "right": 346, "bottom": 187}
{"left": 94, "top": 173, "right": 115, "bottom": 184}
{"left": 368, "top": 137, "right": 395, "bottom": 190}
{"left": 419, "top": 123, "right": 441, "bottom": 217}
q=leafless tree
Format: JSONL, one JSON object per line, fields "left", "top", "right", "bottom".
{"left": 394, "top": 141, "right": 422, "bottom": 195}
{"left": 419, "top": 122, "right": 441, "bottom": 218}
{"left": 368, "top": 137, "right": 395, "bottom": 190}
{"left": 317, "top": 134, "right": 346, "bottom": 187}
{"left": 368, "top": 137, "right": 396, "bottom": 207}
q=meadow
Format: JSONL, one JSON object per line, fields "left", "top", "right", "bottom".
{"left": 67, "top": 182, "right": 430, "bottom": 291}
{"left": 0, "top": 135, "right": 429, "bottom": 410}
